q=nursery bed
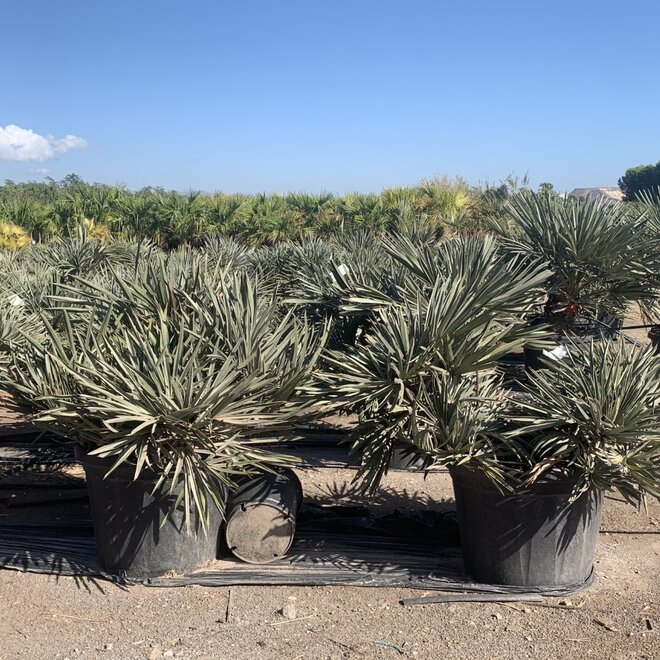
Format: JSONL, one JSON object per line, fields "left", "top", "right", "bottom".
{"left": 0, "top": 505, "right": 592, "bottom": 597}
{"left": 0, "top": 389, "right": 639, "bottom": 600}
{"left": 0, "top": 439, "right": 591, "bottom": 599}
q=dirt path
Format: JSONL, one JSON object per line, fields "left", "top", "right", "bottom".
{"left": 1, "top": 468, "right": 658, "bottom": 660}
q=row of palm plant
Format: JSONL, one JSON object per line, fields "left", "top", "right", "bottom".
{"left": 1, "top": 204, "right": 660, "bottom": 584}
{"left": 302, "top": 228, "right": 660, "bottom": 587}
{"left": 0, "top": 176, "right": 528, "bottom": 247}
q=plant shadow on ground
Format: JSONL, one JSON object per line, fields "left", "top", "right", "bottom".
{"left": 271, "top": 479, "right": 466, "bottom": 581}
{"left": 0, "top": 521, "right": 120, "bottom": 593}
{"left": 0, "top": 477, "right": 123, "bottom": 593}
{"left": 304, "top": 477, "right": 457, "bottom": 514}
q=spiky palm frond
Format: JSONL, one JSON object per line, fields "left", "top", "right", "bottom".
{"left": 201, "top": 234, "right": 254, "bottom": 271}
{"left": 634, "top": 189, "right": 660, "bottom": 323}
{"left": 248, "top": 238, "right": 336, "bottom": 295}
{"left": 363, "top": 233, "right": 552, "bottom": 336}
{"left": 0, "top": 249, "right": 61, "bottom": 314}
{"left": 35, "top": 226, "right": 134, "bottom": 281}
{"left": 334, "top": 194, "right": 389, "bottom": 233}
{"left": 204, "top": 194, "right": 245, "bottom": 236}
{"left": 113, "top": 193, "right": 160, "bottom": 239}
{"left": 0, "top": 301, "right": 44, "bottom": 366}
{"left": 272, "top": 233, "right": 401, "bottom": 348}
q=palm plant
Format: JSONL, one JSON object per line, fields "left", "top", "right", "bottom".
{"left": 276, "top": 231, "right": 401, "bottom": 349}
{"left": 445, "top": 337, "right": 660, "bottom": 589}
{"left": 492, "top": 191, "right": 660, "bottom": 333}
{"left": 285, "top": 192, "right": 334, "bottom": 234}
{"left": 235, "top": 194, "right": 308, "bottom": 245}
{"left": 509, "top": 340, "right": 660, "bottom": 505}
{"left": 250, "top": 238, "right": 336, "bottom": 296}
{"left": 334, "top": 194, "right": 389, "bottom": 233}
{"left": 66, "top": 185, "right": 123, "bottom": 228}
{"left": 3, "top": 265, "right": 327, "bottom": 524}
{"left": 315, "top": 234, "right": 551, "bottom": 492}
{"left": 0, "top": 248, "right": 62, "bottom": 316}
{"left": 416, "top": 177, "right": 476, "bottom": 229}
{"left": 154, "top": 191, "right": 209, "bottom": 248}
{"left": 0, "top": 198, "right": 54, "bottom": 242}
{"left": 202, "top": 234, "right": 254, "bottom": 271}
{"left": 205, "top": 194, "right": 245, "bottom": 236}
{"left": 35, "top": 226, "right": 134, "bottom": 281}
{"left": 0, "top": 298, "right": 43, "bottom": 367}
{"left": 634, "top": 188, "right": 660, "bottom": 327}
{"left": 113, "top": 192, "right": 160, "bottom": 240}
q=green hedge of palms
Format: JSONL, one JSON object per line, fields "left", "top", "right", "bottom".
{"left": 0, "top": 176, "right": 505, "bottom": 247}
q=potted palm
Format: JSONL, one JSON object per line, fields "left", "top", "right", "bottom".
{"left": 491, "top": 191, "right": 660, "bottom": 367}
{"left": 318, "top": 234, "right": 660, "bottom": 589}
{"left": 316, "top": 233, "right": 550, "bottom": 491}
{"left": 452, "top": 340, "right": 660, "bottom": 588}
{"left": 3, "top": 257, "right": 326, "bottom": 578}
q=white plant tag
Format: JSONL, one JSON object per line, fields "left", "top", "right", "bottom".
{"left": 542, "top": 344, "right": 568, "bottom": 361}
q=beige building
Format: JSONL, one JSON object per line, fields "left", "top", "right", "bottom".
{"left": 568, "top": 187, "right": 624, "bottom": 202}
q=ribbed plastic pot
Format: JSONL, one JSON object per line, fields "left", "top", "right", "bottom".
{"left": 225, "top": 469, "right": 302, "bottom": 564}
{"left": 450, "top": 466, "right": 603, "bottom": 588}
{"left": 77, "top": 448, "right": 222, "bottom": 579}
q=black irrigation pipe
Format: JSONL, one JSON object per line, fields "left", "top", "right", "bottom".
{"left": 620, "top": 323, "right": 660, "bottom": 330}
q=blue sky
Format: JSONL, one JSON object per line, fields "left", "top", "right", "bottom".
{"left": 2, "top": 0, "right": 659, "bottom": 193}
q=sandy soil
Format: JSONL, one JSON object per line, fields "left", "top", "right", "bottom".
{"left": 0, "top": 467, "right": 659, "bottom": 660}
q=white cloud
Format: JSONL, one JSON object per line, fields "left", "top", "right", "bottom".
{"left": 0, "top": 124, "right": 89, "bottom": 162}
{"left": 34, "top": 168, "right": 51, "bottom": 177}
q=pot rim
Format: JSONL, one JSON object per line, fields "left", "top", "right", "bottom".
{"left": 449, "top": 464, "right": 598, "bottom": 498}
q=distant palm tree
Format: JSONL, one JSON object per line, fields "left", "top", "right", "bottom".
{"left": 154, "top": 191, "right": 209, "bottom": 248}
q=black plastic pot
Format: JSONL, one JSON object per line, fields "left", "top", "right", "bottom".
{"left": 224, "top": 469, "right": 302, "bottom": 564}
{"left": 450, "top": 467, "right": 603, "bottom": 588}
{"left": 522, "top": 345, "right": 546, "bottom": 371}
{"left": 78, "top": 448, "right": 222, "bottom": 579}
{"left": 648, "top": 325, "right": 660, "bottom": 355}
